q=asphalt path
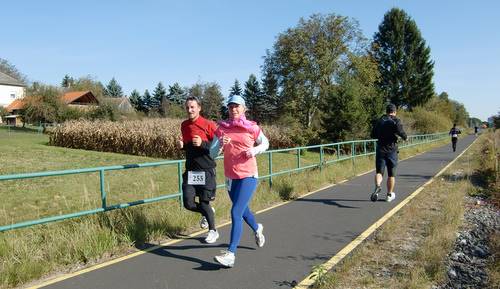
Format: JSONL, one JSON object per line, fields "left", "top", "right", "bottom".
{"left": 43, "top": 135, "right": 475, "bottom": 289}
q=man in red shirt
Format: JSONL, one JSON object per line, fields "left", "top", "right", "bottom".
{"left": 176, "top": 96, "right": 219, "bottom": 243}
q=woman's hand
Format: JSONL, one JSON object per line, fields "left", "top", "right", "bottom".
{"left": 245, "top": 148, "right": 256, "bottom": 158}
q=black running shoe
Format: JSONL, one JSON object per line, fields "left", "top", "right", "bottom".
{"left": 370, "top": 186, "right": 381, "bottom": 202}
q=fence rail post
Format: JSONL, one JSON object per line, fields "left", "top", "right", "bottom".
{"left": 268, "top": 152, "right": 273, "bottom": 187}
{"left": 99, "top": 169, "right": 107, "bottom": 210}
{"left": 177, "top": 162, "right": 183, "bottom": 207}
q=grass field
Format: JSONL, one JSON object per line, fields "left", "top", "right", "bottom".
{"left": 0, "top": 125, "right": 450, "bottom": 288}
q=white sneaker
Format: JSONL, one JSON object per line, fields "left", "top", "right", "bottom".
{"left": 255, "top": 223, "right": 265, "bottom": 247}
{"left": 386, "top": 192, "right": 396, "bottom": 202}
{"left": 199, "top": 206, "right": 216, "bottom": 229}
{"left": 205, "top": 230, "right": 219, "bottom": 244}
{"left": 200, "top": 217, "right": 208, "bottom": 229}
{"left": 214, "top": 250, "right": 235, "bottom": 268}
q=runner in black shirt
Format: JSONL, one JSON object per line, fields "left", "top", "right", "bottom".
{"left": 449, "top": 124, "right": 461, "bottom": 152}
{"left": 177, "top": 96, "right": 219, "bottom": 243}
{"left": 370, "top": 104, "right": 407, "bottom": 202}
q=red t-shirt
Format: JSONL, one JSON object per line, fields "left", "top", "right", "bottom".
{"left": 181, "top": 116, "right": 216, "bottom": 144}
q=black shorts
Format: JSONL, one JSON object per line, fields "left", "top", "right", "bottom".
{"left": 375, "top": 150, "right": 398, "bottom": 177}
{"left": 182, "top": 168, "right": 216, "bottom": 202}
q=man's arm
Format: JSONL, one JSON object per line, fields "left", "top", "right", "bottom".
{"left": 395, "top": 119, "right": 407, "bottom": 141}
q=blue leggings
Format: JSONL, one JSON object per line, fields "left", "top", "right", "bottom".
{"left": 228, "top": 177, "right": 258, "bottom": 253}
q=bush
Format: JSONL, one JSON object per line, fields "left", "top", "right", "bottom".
{"left": 399, "top": 107, "right": 452, "bottom": 134}
{"left": 275, "top": 180, "right": 296, "bottom": 200}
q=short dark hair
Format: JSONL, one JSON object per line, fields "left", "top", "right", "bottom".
{"left": 386, "top": 103, "right": 396, "bottom": 113}
{"left": 185, "top": 96, "right": 201, "bottom": 106}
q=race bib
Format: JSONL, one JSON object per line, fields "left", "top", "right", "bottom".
{"left": 452, "top": 134, "right": 458, "bottom": 138}
{"left": 188, "top": 171, "right": 206, "bottom": 185}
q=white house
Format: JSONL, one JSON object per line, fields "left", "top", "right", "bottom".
{"left": 0, "top": 71, "right": 25, "bottom": 107}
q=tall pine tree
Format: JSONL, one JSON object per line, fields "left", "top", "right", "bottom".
{"left": 152, "top": 82, "right": 166, "bottom": 114}
{"left": 261, "top": 54, "right": 280, "bottom": 123}
{"left": 142, "top": 89, "right": 152, "bottom": 114}
{"left": 129, "top": 89, "right": 142, "bottom": 111}
{"left": 105, "top": 77, "right": 123, "bottom": 98}
{"left": 168, "top": 82, "right": 187, "bottom": 104}
{"left": 229, "top": 79, "right": 242, "bottom": 96}
{"left": 372, "top": 8, "right": 434, "bottom": 109}
{"left": 243, "top": 74, "right": 262, "bottom": 122}
{"left": 61, "top": 74, "right": 74, "bottom": 88}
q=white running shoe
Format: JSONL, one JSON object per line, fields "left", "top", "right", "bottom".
{"left": 205, "top": 230, "right": 219, "bottom": 244}
{"left": 255, "top": 223, "right": 265, "bottom": 247}
{"left": 199, "top": 206, "right": 215, "bottom": 229}
{"left": 386, "top": 192, "right": 396, "bottom": 202}
{"left": 200, "top": 217, "right": 208, "bottom": 229}
{"left": 214, "top": 250, "right": 235, "bottom": 268}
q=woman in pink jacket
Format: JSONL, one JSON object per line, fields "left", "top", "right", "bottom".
{"left": 211, "top": 95, "right": 269, "bottom": 268}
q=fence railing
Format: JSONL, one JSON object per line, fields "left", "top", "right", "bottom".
{"left": 0, "top": 132, "right": 448, "bottom": 232}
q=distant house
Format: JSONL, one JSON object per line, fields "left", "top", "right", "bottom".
{"left": 0, "top": 71, "right": 26, "bottom": 107}
{"left": 62, "top": 91, "right": 99, "bottom": 108}
{"left": 2, "top": 91, "right": 99, "bottom": 126}
{"left": 3, "top": 98, "right": 26, "bottom": 126}
{"left": 103, "top": 97, "right": 134, "bottom": 113}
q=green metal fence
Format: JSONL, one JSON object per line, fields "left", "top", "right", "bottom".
{"left": 0, "top": 132, "right": 448, "bottom": 232}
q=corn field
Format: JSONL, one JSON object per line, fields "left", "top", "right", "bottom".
{"left": 49, "top": 119, "right": 295, "bottom": 159}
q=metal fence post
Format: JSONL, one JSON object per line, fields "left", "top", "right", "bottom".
{"left": 177, "top": 162, "right": 183, "bottom": 207}
{"left": 319, "top": 146, "right": 324, "bottom": 172}
{"left": 268, "top": 153, "right": 273, "bottom": 187}
{"left": 351, "top": 142, "right": 355, "bottom": 175}
{"left": 297, "top": 148, "right": 301, "bottom": 169}
{"left": 99, "top": 169, "right": 107, "bottom": 210}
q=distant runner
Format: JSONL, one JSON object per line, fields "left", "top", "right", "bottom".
{"left": 449, "top": 124, "right": 461, "bottom": 152}
{"left": 370, "top": 104, "right": 407, "bottom": 202}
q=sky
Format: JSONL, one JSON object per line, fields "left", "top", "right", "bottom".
{"left": 1, "top": 0, "right": 499, "bottom": 121}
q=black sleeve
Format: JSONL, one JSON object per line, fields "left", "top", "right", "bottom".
{"left": 199, "top": 140, "right": 210, "bottom": 153}
{"left": 395, "top": 119, "right": 407, "bottom": 141}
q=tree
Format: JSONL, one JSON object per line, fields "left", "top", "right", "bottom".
{"left": 152, "top": 82, "right": 166, "bottom": 113}
{"left": 23, "top": 84, "right": 65, "bottom": 126}
{"left": 68, "top": 75, "right": 106, "bottom": 99}
{"left": 372, "top": 8, "right": 435, "bottom": 109}
{"left": 229, "top": 79, "right": 242, "bottom": 96}
{"left": 0, "top": 58, "right": 27, "bottom": 84}
{"left": 201, "top": 82, "right": 224, "bottom": 120}
{"left": 243, "top": 74, "right": 263, "bottom": 122}
{"left": 167, "top": 82, "right": 187, "bottom": 105}
{"left": 264, "top": 13, "right": 367, "bottom": 128}
{"left": 468, "top": 117, "right": 483, "bottom": 128}
{"left": 61, "top": 74, "right": 74, "bottom": 88}
{"left": 321, "top": 54, "right": 382, "bottom": 141}
{"left": 129, "top": 89, "right": 142, "bottom": 111}
{"left": 260, "top": 53, "right": 280, "bottom": 123}
{"left": 142, "top": 89, "right": 152, "bottom": 114}
{"left": 104, "top": 77, "right": 123, "bottom": 98}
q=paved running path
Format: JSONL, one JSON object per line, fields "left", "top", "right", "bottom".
{"left": 43, "top": 135, "right": 475, "bottom": 289}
